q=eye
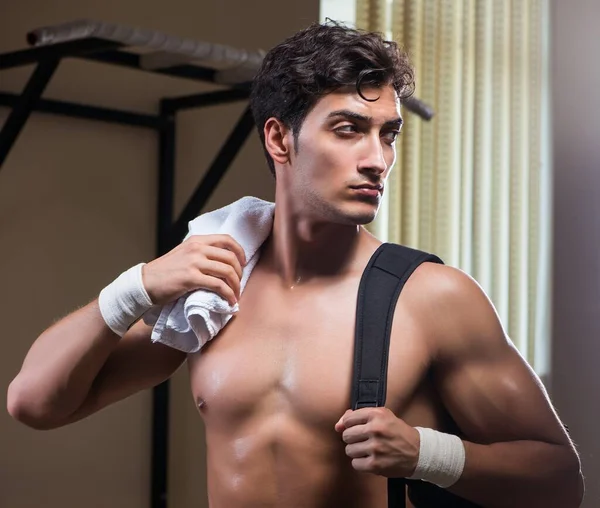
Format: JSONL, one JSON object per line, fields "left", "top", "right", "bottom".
{"left": 382, "top": 130, "right": 401, "bottom": 144}
{"left": 335, "top": 124, "right": 359, "bottom": 134}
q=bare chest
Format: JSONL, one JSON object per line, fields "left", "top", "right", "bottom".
{"left": 188, "top": 267, "right": 432, "bottom": 431}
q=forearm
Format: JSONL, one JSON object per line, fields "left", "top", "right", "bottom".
{"left": 7, "top": 300, "right": 119, "bottom": 427}
{"left": 447, "top": 439, "right": 584, "bottom": 508}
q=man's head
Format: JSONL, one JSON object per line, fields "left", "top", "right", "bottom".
{"left": 250, "top": 22, "right": 415, "bottom": 225}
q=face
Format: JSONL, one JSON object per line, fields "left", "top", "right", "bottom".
{"left": 273, "top": 84, "right": 402, "bottom": 225}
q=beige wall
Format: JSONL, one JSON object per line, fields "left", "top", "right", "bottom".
{"left": 550, "top": 1, "right": 600, "bottom": 506}
{"left": 3, "top": 1, "right": 599, "bottom": 507}
{"left": 0, "top": 1, "right": 319, "bottom": 507}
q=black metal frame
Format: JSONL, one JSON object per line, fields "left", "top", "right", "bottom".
{"left": 0, "top": 37, "right": 254, "bottom": 508}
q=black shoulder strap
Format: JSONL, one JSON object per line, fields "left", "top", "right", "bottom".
{"left": 351, "top": 243, "right": 442, "bottom": 508}
{"left": 351, "top": 243, "right": 443, "bottom": 411}
{"left": 351, "top": 243, "right": 482, "bottom": 508}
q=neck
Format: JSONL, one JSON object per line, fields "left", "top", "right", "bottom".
{"left": 262, "top": 188, "right": 365, "bottom": 288}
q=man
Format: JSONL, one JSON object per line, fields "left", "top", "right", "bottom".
{"left": 7, "top": 22, "right": 584, "bottom": 508}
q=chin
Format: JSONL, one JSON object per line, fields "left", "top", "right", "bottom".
{"left": 335, "top": 203, "right": 379, "bottom": 225}
{"left": 349, "top": 212, "right": 378, "bottom": 225}
{"left": 306, "top": 192, "right": 379, "bottom": 225}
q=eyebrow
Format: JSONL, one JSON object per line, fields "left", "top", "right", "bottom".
{"left": 326, "top": 109, "right": 403, "bottom": 127}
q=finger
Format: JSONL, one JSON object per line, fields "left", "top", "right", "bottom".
{"left": 345, "top": 442, "right": 370, "bottom": 459}
{"left": 340, "top": 408, "right": 374, "bottom": 429}
{"left": 199, "top": 260, "right": 241, "bottom": 300}
{"left": 335, "top": 409, "right": 353, "bottom": 432}
{"left": 203, "top": 245, "right": 243, "bottom": 280}
{"left": 342, "top": 426, "right": 369, "bottom": 445}
{"left": 195, "top": 274, "right": 238, "bottom": 306}
{"left": 351, "top": 457, "right": 375, "bottom": 473}
{"left": 207, "top": 235, "right": 247, "bottom": 267}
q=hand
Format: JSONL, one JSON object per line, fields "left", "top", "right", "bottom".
{"left": 335, "top": 407, "right": 420, "bottom": 478}
{"left": 142, "top": 234, "right": 247, "bottom": 306}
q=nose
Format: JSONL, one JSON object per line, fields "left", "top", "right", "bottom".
{"left": 358, "top": 134, "right": 388, "bottom": 176}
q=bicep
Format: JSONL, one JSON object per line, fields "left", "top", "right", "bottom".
{"left": 427, "top": 267, "right": 570, "bottom": 447}
{"left": 435, "top": 339, "right": 569, "bottom": 446}
{"left": 62, "top": 320, "right": 186, "bottom": 425}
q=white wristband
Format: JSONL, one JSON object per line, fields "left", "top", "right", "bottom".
{"left": 98, "top": 263, "right": 154, "bottom": 337}
{"left": 407, "top": 427, "right": 466, "bottom": 488}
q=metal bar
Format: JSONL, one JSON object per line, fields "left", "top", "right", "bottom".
{"left": 163, "top": 87, "right": 250, "bottom": 113}
{"left": 403, "top": 95, "right": 435, "bottom": 121}
{"left": 0, "top": 38, "right": 122, "bottom": 70}
{"left": 151, "top": 102, "right": 176, "bottom": 508}
{"left": 80, "top": 50, "right": 216, "bottom": 82}
{"left": 157, "top": 101, "right": 176, "bottom": 254}
{"left": 170, "top": 105, "right": 255, "bottom": 244}
{"left": 0, "top": 59, "right": 59, "bottom": 168}
{"left": 27, "top": 19, "right": 264, "bottom": 76}
{"left": 150, "top": 381, "right": 170, "bottom": 508}
{"left": 0, "top": 92, "right": 162, "bottom": 130}
{"left": 151, "top": 103, "right": 253, "bottom": 508}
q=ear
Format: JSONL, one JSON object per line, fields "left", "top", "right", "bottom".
{"left": 264, "top": 117, "right": 293, "bottom": 165}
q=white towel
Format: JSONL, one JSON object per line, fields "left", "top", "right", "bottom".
{"left": 143, "top": 196, "right": 275, "bottom": 353}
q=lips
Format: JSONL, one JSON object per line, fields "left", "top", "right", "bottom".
{"left": 350, "top": 184, "right": 383, "bottom": 193}
{"left": 349, "top": 185, "right": 383, "bottom": 199}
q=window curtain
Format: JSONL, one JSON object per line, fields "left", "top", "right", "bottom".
{"left": 357, "top": 0, "right": 551, "bottom": 374}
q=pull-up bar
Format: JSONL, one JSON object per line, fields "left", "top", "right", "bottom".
{"left": 0, "top": 19, "right": 434, "bottom": 171}
{"left": 27, "top": 19, "right": 266, "bottom": 84}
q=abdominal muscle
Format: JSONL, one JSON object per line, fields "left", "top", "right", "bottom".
{"left": 202, "top": 410, "right": 388, "bottom": 508}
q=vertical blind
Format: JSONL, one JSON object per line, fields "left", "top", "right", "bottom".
{"left": 357, "top": 0, "right": 551, "bottom": 374}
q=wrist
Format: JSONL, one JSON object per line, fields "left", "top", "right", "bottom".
{"left": 407, "top": 427, "right": 466, "bottom": 488}
{"left": 407, "top": 425, "right": 421, "bottom": 477}
{"left": 98, "top": 263, "right": 154, "bottom": 336}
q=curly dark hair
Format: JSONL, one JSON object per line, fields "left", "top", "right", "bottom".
{"left": 250, "top": 21, "right": 415, "bottom": 176}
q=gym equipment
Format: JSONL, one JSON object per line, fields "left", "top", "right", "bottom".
{"left": 0, "top": 20, "right": 436, "bottom": 508}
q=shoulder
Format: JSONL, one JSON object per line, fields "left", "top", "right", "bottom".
{"left": 405, "top": 259, "right": 485, "bottom": 306}
{"left": 379, "top": 243, "right": 476, "bottom": 306}
{"left": 399, "top": 258, "right": 508, "bottom": 361}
